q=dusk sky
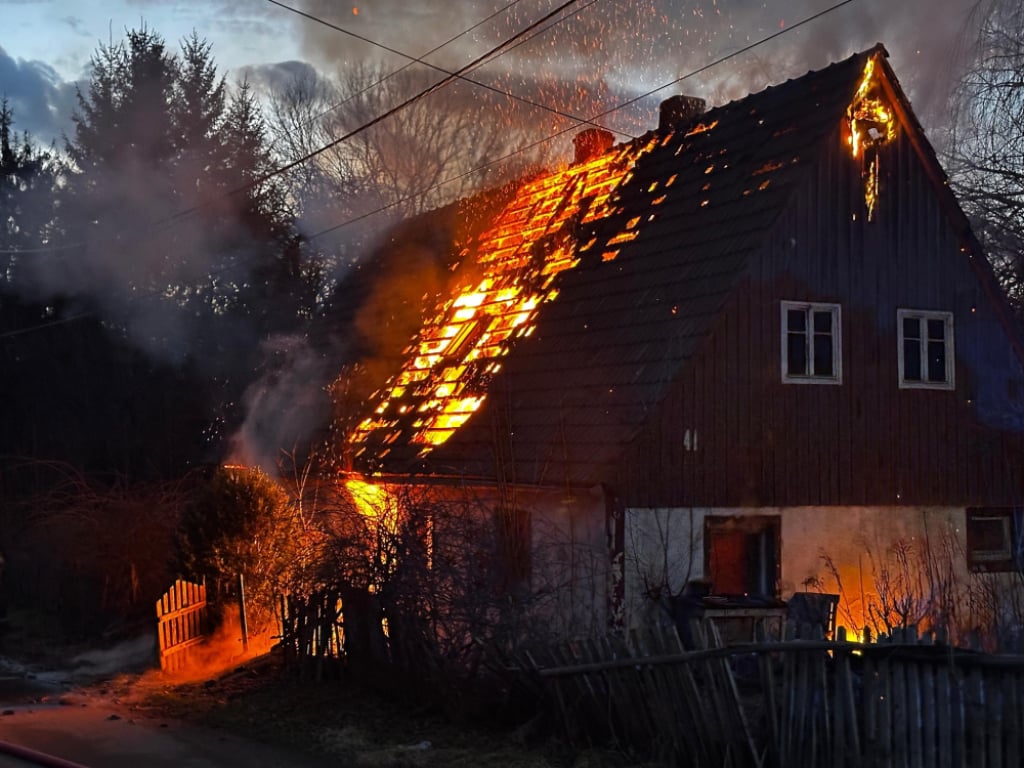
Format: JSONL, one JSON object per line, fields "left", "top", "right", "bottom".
{"left": 0, "top": 1, "right": 986, "bottom": 149}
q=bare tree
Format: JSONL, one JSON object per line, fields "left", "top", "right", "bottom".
{"left": 946, "top": 0, "right": 1024, "bottom": 308}
{"left": 266, "top": 62, "right": 549, "bottom": 259}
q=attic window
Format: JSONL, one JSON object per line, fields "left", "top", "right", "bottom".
{"left": 897, "top": 309, "right": 954, "bottom": 390}
{"left": 781, "top": 301, "right": 842, "bottom": 384}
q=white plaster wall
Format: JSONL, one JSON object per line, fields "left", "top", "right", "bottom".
{"left": 517, "top": 484, "right": 610, "bottom": 638}
{"left": 624, "top": 505, "right": 985, "bottom": 636}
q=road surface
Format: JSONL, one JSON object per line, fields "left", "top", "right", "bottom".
{"left": 0, "top": 670, "right": 333, "bottom": 768}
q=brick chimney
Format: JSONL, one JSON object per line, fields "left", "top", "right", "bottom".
{"left": 573, "top": 128, "right": 614, "bottom": 164}
{"left": 659, "top": 95, "right": 707, "bottom": 131}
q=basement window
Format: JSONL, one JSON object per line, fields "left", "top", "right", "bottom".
{"left": 781, "top": 301, "right": 842, "bottom": 384}
{"left": 966, "top": 508, "right": 1023, "bottom": 573}
{"left": 898, "top": 309, "right": 954, "bottom": 389}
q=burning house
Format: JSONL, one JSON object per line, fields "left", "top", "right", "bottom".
{"left": 337, "top": 45, "right": 1024, "bottom": 641}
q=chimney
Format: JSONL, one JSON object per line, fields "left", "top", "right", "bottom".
{"left": 573, "top": 128, "right": 614, "bottom": 164}
{"left": 659, "top": 95, "right": 707, "bottom": 131}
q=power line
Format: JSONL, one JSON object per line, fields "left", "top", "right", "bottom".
{"left": 0, "top": 0, "right": 592, "bottom": 339}
{"left": 263, "top": 0, "right": 526, "bottom": 146}
{"left": 0, "top": 0, "right": 590, "bottom": 259}
{"left": 305, "top": 0, "right": 858, "bottom": 241}
{"left": 265, "top": 0, "right": 620, "bottom": 141}
{"left": 0, "top": 0, "right": 858, "bottom": 340}
{"left": 595, "top": 0, "right": 857, "bottom": 120}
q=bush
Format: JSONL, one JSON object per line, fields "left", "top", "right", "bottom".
{"left": 178, "top": 466, "right": 316, "bottom": 630}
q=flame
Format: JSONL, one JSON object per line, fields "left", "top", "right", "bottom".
{"left": 846, "top": 56, "right": 897, "bottom": 221}
{"left": 349, "top": 137, "right": 656, "bottom": 462}
{"left": 346, "top": 477, "right": 391, "bottom": 523}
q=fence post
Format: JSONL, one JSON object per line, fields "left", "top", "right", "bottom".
{"left": 238, "top": 573, "right": 249, "bottom": 653}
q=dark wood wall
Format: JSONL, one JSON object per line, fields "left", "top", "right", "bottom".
{"left": 616, "top": 123, "right": 1024, "bottom": 508}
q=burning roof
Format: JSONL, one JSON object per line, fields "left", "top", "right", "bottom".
{"left": 341, "top": 44, "right": 925, "bottom": 482}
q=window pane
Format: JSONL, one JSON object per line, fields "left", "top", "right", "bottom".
{"left": 903, "top": 317, "right": 920, "bottom": 340}
{"left": 787, "top": 309, "right": 806, "bottom": 332}
{"left": 813, "top": 334, "right": 833, "bottom": 376}
{"left": 968, "top": 514, "right": 1012, "bottom": 562}
{"left": 788, "top": 333, "right": 807, "bottom": 375}
{"left": 903, "top": 339, "right": 921, "bottom": 380}
{"left": 928, "top": 340, "right": 947, "bottom": 382}
{"left": 813, "top": 310, "right": 832, "bottom": 333}
{"left": 927, "top": 318, "right": 945, "bottom": 341}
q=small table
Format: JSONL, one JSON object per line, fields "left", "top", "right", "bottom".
{"left": 700, "top": 605, "right": 787, "bottom": 642}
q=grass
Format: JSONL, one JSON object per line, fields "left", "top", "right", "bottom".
{"left": 128, "top": 653, "right": 611, "bottom": 768}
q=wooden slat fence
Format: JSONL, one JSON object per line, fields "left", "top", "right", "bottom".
{"left": 156, "top": 579, "right": 208, "bottom": 673}
{"left": 278, "top": 590, "right": 344, "bottom": 681}
{"left": 520, "top": 624, "right": 1024, "bottom": 768}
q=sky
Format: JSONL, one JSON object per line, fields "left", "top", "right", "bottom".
{"left": 0, "top": 0, "right": 988, "bottom": 150}
{"left": 0, "top": 0, "right": 994, "bottom": 470}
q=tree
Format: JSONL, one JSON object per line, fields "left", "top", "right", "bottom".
{"left": 178, "top": 466, "right": 320, "bottom": 630}
{"left": 266, "top": 61, "right": 546, "bottom": 263}
{"left": 946, "top": 1, "right": 1024, "bottom": 309}
{"left": 0, "top": 99, "right": 57, "bottom": 271}
{"left": 52, "top": 27, "right": 324, "bottom": 467}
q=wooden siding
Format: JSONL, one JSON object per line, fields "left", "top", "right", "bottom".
{"left": 615, "top": 123, "right": 1024, "bottom": 508}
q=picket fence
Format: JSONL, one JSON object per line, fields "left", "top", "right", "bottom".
{"left": 155, "top": 578, "right": 208, "bottom": 673}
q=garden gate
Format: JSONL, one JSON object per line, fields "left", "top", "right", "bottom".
{"left": 156, "top": 579, "right": 208, "bottom": 672}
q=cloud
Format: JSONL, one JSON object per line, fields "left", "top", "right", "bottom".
{"left": 0, "top": 45, "right": 78, "bottom": 146}
{"left": 235, "top": 59, "right": 324, "bottom": 95}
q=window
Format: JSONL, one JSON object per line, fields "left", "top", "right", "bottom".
{"left": 781, "top": 301, "right": 841, "bottom": 384}
{"left": 966, "top": 508, "right": 1023, "bottom": 573}
{"left": 704, "top": 515, "right": 780, "bottom": 596}
{"left": 898, "top": 309, "right": 954, "bottom": 389}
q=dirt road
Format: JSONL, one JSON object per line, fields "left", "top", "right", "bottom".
{"left": 0, "top": 672, "right": 333, "bottom": 768}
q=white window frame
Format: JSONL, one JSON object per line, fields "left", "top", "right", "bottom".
{"left": 897, "top": 309, "right": 954, "bottom": 390}
{"left": 780, "top": 301, "right": 842, "bottom": 384}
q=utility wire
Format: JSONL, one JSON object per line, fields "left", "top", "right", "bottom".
{"left": 305, "top": 0, "right": 858, "bottom": 241}
{"left": 265, "top": 0, "right": 619, "bottom": 141}
{"left": 595, "top": 0, "right": 857, "bottom": 119}
{"left": 263, "top": 0, "right": 525, "bottom": 146}
{"left": 0, "top": 0, "right": 857, "bottom": 339}
{"left": 0, "top": 0, "right": 592, "bottom": 339}
{"left": 0, "top": 0, "right": 589, "bottom": 258}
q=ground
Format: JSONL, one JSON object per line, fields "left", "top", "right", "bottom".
{"left": 0, "top": 611, "right": 625, "bottom": 768}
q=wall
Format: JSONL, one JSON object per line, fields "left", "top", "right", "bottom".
{"left": 622, "top": 505, "right": 1019, "bottom": 642}
{"left": 614, "top": 116, "right": 1024, "bottom": 509}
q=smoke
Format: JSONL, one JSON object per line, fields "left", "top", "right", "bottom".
{"left": 293, "top": 0, "right": 984, "bottom": 138}
{"left": 2, "top": 1, "right": 990, "bottom": 480}
{"left": 70, "top": 632, "right": 159, "bottom": 679}
{"left": 228, "top": 333, "right": 338, "bottom": 474}
{"left": 15, "top": 160, "right": 265, "bottom": 374}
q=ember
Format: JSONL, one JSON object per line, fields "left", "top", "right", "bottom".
{"left": 349, "top": 135, "right": 657, "bottom": 463}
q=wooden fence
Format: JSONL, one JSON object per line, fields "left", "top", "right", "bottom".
{"left": 520, "top": 624, "right": 1024, "bottom": 768}
{"left": 156, "top": 579, "right": 208, "bottom": 673}
{"left": 278, "top": 590, "right": 344, "bottom": 681}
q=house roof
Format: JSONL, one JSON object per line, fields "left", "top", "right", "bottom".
{"left": 345, "top": 44, "right": 982, "bottom": 486}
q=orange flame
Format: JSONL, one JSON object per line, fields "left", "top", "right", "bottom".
{"left": 350, "top": 137, "right": 657, "bottom": 462}
{"left": 846, "top": 56, "right": 897, "bottom": 221}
